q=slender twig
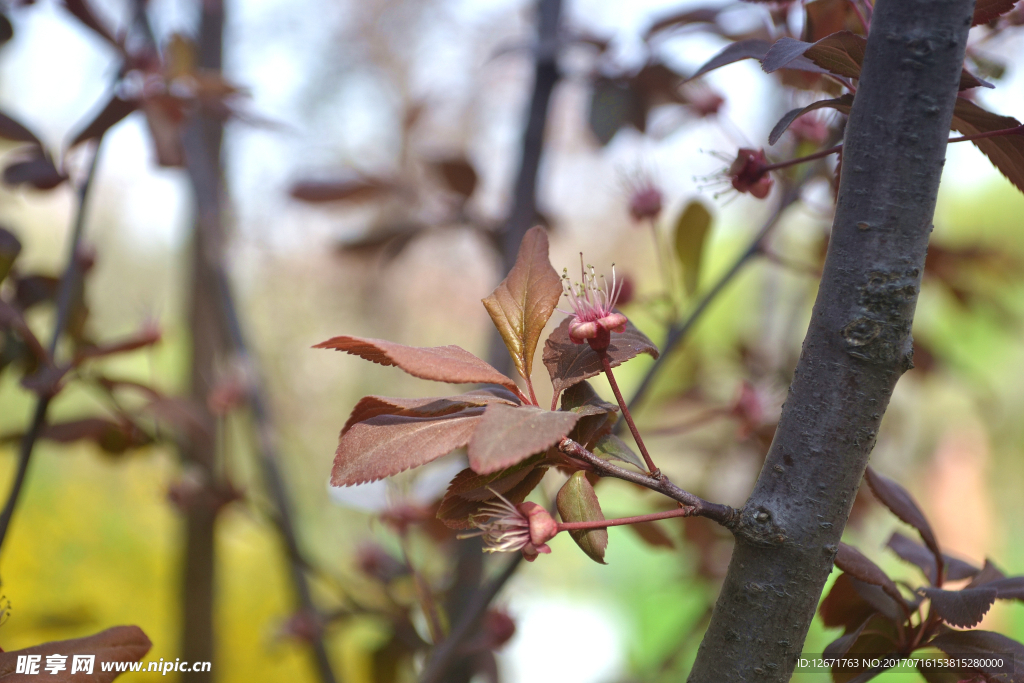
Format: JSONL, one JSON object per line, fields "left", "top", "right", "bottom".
{"left": 948, "top": 124, "right": 1024, "bottom": 144}
{"left": 557, "top": 506, "right": 694, "bottom": 531}
{"left": 644, "top": 407, "right": 731, "bottom": 437}
{"left": 399, "top": 532, "right": 445, "bottom": 644}
{"left": 618, "top": 187, "right": 801, "bottom": 427}
{"left": 598, "top": 351, "right": 659, "bottom": 476}
{"left": 762, "top": 144, "right": 843, "bottom": 174}
{"left": 558, "top": 437, "right": 737, "bottom": 527}
{"left": 419, "top": 555, "right": 523, "bottom": 683}
{"left": 0, "top": 140, "right": 103, "bottom": 553}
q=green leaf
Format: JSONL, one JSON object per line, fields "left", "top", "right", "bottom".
{"left": 556, "top": 471, "right": 608, "bottom": 564}
{"left": 468, "top": 404, "right": 580, "bottom": 474}
{"left": 593, "top": 434, "right": 645, "bottom": 471}
{"left": 672, "top": 200, "right": 713, "bottom": 297}
{"left": 482, "top": 226, "right": 563, "bottom": 383}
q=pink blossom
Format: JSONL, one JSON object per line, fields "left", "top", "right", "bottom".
{"left": 459, "top": 490, "right": 558, "bottom": 561}
{"left": 562, "top": 260, "right": 628, "bottom": 347}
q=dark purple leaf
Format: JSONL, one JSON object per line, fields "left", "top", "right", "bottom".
{"left": 987, "top": 576, "right": 1024, "bottom": 601}
{"left": 690, "top": 39, "right": 774, "bottom": 80}
{"left": 762, "top": 32, "right": 860, "bottom": 77}
{"left": 628, "top": 520, "right": 676, "bottom": 549}
{"left": 0, "top": 111, "right": 40, "bottom": 144}
{"left": 40, "top": 417, "right": 153, "bottom": 454}
{"left": 62, "top": 0, "right": 120, "bottom": 47}
{"left": 886, "top": 531, "right": 980, "bottom": 585}
{"left": 931, "top": 630, "right": 1024, "bottom": 679}
{"left": 543, "top": 316, "right": 658, "bottom": 395}
{"left": 768, "top": 94, "right": 853, "bottom": 145}
{"left": 468, "top": 404, "right": 580, "bottom": 474}
{"left": 560, "top": 380, "right": 617, "bottom": 448}
{"left": 644, "top": 8, "right": 720, "bottom": 40}
{"left": 823, "top": 615, "right": 871, "bottom": 657}
{"left": 864, "top": 467, "right": 941, "bottom": 569}
{"left": 315, "top": 335, "right": 519, "bottom": 393}
{"left": 3, "top": 150, "right": 66, "bottom": 190}
{"left": 69, "top": 95, "right": 138, "bottom": 147}
{"left": 820, "top": 572, "right": 878, "bottom": 630}
{"left": 835, "top": 542, "right": 906, "bottom": 608}
{"left": 482, "top": 226, "right": 563, "bottom": 383}
{"left": 919, "top": 586, "right": 997, "bottom": 628}
{"left": 0, "top": 226, "right": 21, "bottom": 283}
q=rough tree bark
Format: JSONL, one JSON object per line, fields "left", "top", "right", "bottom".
{"left": 687, "top": 1, "right": 975, "bottom": 681}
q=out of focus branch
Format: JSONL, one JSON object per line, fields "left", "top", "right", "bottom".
{"left": 617, "top": 185, "right": 801, "bottom": 429}
{"left": 0, "top": 141, "right": 103, "bottom": 553}
{"left": 178, "top": 8, "right": 338, "bottom": 679}
{"left": 418, "top": 555, "right": 522, "bottom": 683}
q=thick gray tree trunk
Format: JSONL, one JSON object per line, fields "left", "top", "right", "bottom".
{"left": 687, "top": 1, "right": 975, "bottom": 680}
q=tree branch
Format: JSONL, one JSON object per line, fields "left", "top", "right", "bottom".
{"left": 618, "top": 186, "right": 800, "bottom": 426}
{"left": 686, "top": 2, "right": 975, "bottom": 680}
{"left": 557, "top": 438, "right": 737, "bottom": 527}
{"left": 0, "top": 140, "right": 103, "bottom": 552}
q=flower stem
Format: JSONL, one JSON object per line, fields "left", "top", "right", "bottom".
{"left": 557, "top": 506, "right": 692, "bottom": 531}
{"left": 761, "top": 144, "right": 842, "bottom": 174}
{"left": 598, "top": 350, "right": 660, "bottom": 477}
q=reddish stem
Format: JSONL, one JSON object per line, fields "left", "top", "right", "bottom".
{"left": 948, "top": 124, "right": 1024, "bottom": 144}
{"left": 598, "top": 350, "right": 660, "bottom": 477}
{"left": 849, "top": 0, "right": 870, "bottom": 32}
{"left": 524, "top": 375, "right": 539, "bottom": 406}
{"left": 557, "top": 506, "right": 692, "bottom": 532}
{"left": 762, "top": 124, "right": 1024, "bottom": 179}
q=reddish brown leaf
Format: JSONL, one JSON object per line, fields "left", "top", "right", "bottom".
{"left": 343, "top": 387, "right": 520, "bottom": 435}
{"left": 973, "top": 0, "right": 1019, "bottom": 25}
{"left": 72, "top": 324, "right": 162, "bottom": 365}
{"left": 433, "top": 157, "right": 478, "bottom": 198}
{"left": 769, "top": 94, "right": 853, "bottom": 145}
{"left": 950, "top": 98, "right": 1024, "bottom": 195}
{"left": 543, "top": 316, "right": 658, "bottom": 395}
{"left": 468, "top": 404, "right": 580, "bottom": 474}
{"left": 628, "top": 520, "right": 676, "bottom": 549}
{"left": 835, "top": 543, "right": 905, "bottom": 608}
{"left": 40, "top": 417, "right": 153, "bottom": 454}
{"left": 482, "top": 227, "right": 563, "bottom": 383}
{"left": 865, "top": 467, "right": 942, "bottom": 567}
{"left": 315, "top": 335, "right": 519, "bottom": 393}
{"left": 62, "top": 0, "right": 120, "bottom": 47}
{"left": 332, "top": 410, "right": 483, "bottom": 486}
{"left": 70, "top": 95, "right": 138, "bottom": 147}
{"left": 803, "top": 0, "right": 863, "bottom": 41}
{"left": 3, "top": 150, "right": 66, "bottom": 190}
{"left": 919, "top": 586, "right": 997, "bottom": 628}
{"left": 0, "top": 111, "right": 40, "bottom": 145}
{"left": 290, "top": 176, "right": 397, "bottom": 204}
{"left": 886, "top": 531, "right": 979, "bottom": 585}
{"left": 437, "top": 463, "right": 547, "bottom": 529}
{"left": 0, "top": 625, "right": 151, "bottom": 682}
{"left": 557, "top": 471, "right": 608, "bottom": 564}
